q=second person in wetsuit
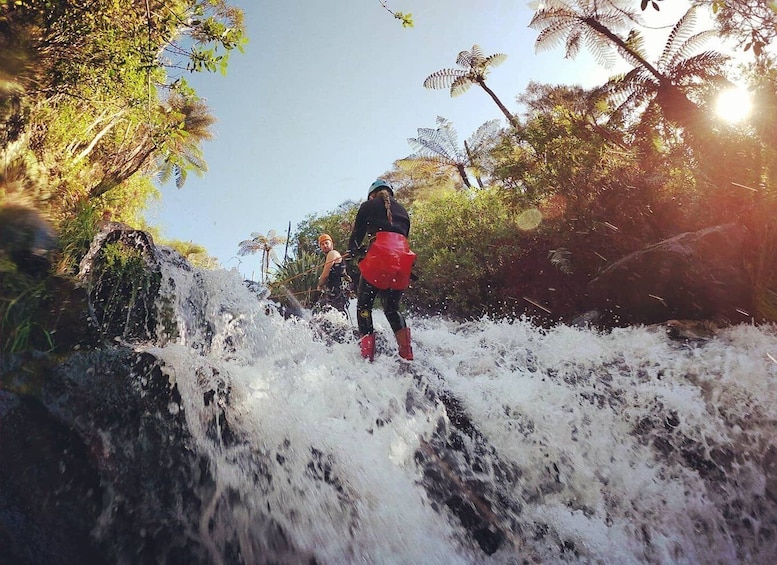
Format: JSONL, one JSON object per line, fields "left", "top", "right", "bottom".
{"left": 316, "top": 233, "right": 350, "bottom": 315}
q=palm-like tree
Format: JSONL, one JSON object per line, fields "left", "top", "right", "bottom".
{"left": 237, "top": 229, "right": 287, "bottom": 283}
{"left": 405, "top": 116, "right": 501, "bottom": 189}
{"left": 423, "top": 45, "right": 520, "bottom": 129}
{"left": 89, "top": 93, "right": 216, "bottom": 197}
{"left": 529, "top": 0, "right": 638, "bottom": 70}
{"left": 603, "top": 10, "right": 729, "bottom": 133}
{"left": 155, "top": 94, "right": 216, "bottom": 189}
{"left": 530, "top": 2, "right": 729, "bottom": 133}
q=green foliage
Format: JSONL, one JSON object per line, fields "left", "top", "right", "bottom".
{"left": 383, "top": 158, "right": 460, "bottom": 205}
{"left": 493, "top": 83, "right": 636, "bottom": 217}
{"left": 95, "top": 241, "right": 164, "bottom": 338}
{"left": 100, "top": 175, "right": 160, "bottom": 229}
{"left": 408, "top": 187, "right": 521, "bottom": 318}
{"left": 705, "top": 0, "right": 776, "bottom": 62}
{"left": 3, "top": 0, "right": 777, "bottom": 329}
{"left": 377, "top": 1, "right": 413, "bottom": 27}
{"left": 102, "top": 242, "right": 146, "bottom": 280}
{"left": 268, "top": 250, "right": 322, "bottom": 312}
{"left": 165, "top": 240, "right": 220, "bottom": 270}
{"left": 293, "top": 203, "right": 359, "bottom": 257}
{"left": 276, "top": 201, "right": 365, "bottom": 313}
{"left": 57, "top": 200, "right": 101, "bottom": 275}
{"left": 0, "top": 0, "right": 245, "bottom": 222}
{"left": 0, "top": 269, "right": 53, "bottom": 353}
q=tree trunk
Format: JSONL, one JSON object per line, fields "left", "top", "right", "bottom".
{"left": 477, "top": 80, "right": 521, "bottom": 130}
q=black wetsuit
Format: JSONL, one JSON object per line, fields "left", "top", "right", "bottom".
{"left": 318, "top": 260, "right": 350, "bottom": 315}
{"left": 348, "top": 195, "right": 411, "bottom": 336}
{"left": 348, "top": 197, "right": 410, "bottom": 251}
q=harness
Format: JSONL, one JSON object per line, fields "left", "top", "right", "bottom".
{"left": 316, "top": 260, "right": 354, "bottom": 317}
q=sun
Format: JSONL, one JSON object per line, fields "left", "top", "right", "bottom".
{"left": 715, "top": 87, "right": 752, "bottom": 124}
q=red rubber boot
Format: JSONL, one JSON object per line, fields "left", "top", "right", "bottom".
{"left": 360, "top": 333, "right": 376, "bottom": 362}
{"left": 395, "top": 327, "right": 413, "bottom": 361}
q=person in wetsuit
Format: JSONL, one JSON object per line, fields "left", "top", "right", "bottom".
{"left": 316, "top": 233, "right": 350, "bottom": 315}
{"left": 347, "top": 179, "right": 416, "bottom": 361}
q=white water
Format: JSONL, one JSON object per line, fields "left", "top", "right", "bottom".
{"left": 144, "top": 252, "right": 777, "bottom": 564}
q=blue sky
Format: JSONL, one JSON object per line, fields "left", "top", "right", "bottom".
{"left": 144, "top": 0, "right": 687, "bottom": 279}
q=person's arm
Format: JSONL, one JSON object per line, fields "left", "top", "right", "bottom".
{"left": 317, "top": 249, "right": 341, "bottom": 290}
{"left": 348, "top": 203, "right": 369, "bottom": 254}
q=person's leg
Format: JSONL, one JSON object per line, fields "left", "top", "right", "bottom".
{"left": 382, "top": 290, "right": 405, "bottom": 332}
{"left": 356, "top": 278, "right": 378, "bottom": 335}
{"left": 330, "top": 287, "right": 348, "bottom": 317}
{"left": 356, "top": 278, "right": 378, "bottom": 360}
{"left": 382, "top": 290, "right": 413, "bottom": 360}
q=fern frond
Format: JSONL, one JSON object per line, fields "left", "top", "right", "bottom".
{"left": 423, "top": 68, "right": 465, "bottom": 89}
{"left": 413, "top": 127, "right": 437, "bottom": 139}
{"left": 582, "top": 29, "right": 616, "bottom": 68}
{"left": 623, "top": 29, "right": 647, "bottom": 60}
{"left": 529, "top": 6, "right": 575, "bottom": 30}
{"left": 565, "top": 29, "right": 583, "bottom": 59}
{"left": 467, "top": 119, "right": 501, "bottom": 154}
{"left": 670, "top": 51, "right": 730, "bottom": 82}
{"left": 455, "top": 49, "right": 473, "bottom": 68}
{"left": 596, "top": 9, "right": 636, "bottom": 35}
{"left": 237, "top": 241, "right": 262, "bottom": 256}
{"left": 406, "top": 153, "right": 456, "bottom": 166}
{"left": 532, "top": 11, "right": 578, "bottom": 53}
{"left": 450, "top": 75, "right": 474, "bottom": 97}
{"left": 157, "top": 161, "right": 173, "bottom": 185}
{"left": 184, "top": 151, "right": 207, "bottom": 173}
{"left": 174, "top": 165, "right": 186, "bottom": 189}
{"left": 660, "top": 6, "right": 697, "bottom": 66}
{"left": 613, "top": 31, "right": 649, "bottom": 68}
{"left": 456, "top": 46, "right": 486, "bottom": 69}
{"left": 408, "top": 136, "right": 457, "bottom": 162}
{"left": 483, "top": 53, "right": 507, "bottom": 68}
{"left": 603, "top": 67, "right": 656, "bottom": 108}
{"left": 434, "top": 115, "right": 449, "bottom": 127}
{"left": 667, "top": 30, "right": 718, "bottom": 69}
{"left": 434, "top": 116, "right": 458, "bottom": 140}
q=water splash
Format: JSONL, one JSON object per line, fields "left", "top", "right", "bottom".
{"left": 144, "top": 250, "right": 777, "bottom": 564}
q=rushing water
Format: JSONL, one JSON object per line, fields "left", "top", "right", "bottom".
{"left": 143, "top": 250, "right": 777, "bottom": 564}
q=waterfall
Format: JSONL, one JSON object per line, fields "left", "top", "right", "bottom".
{"left": 137, "top": 248, "right": 777, "bottom": 564}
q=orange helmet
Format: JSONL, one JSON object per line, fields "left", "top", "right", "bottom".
{"left": 318, "top": 234, "right": 333, "bottom": 245}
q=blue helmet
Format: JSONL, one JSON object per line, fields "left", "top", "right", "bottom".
{"left": 368, "top": 179, "right": 394, "bottom": 198}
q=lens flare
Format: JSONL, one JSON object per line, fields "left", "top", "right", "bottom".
{"left": 516, "top": 208, "right": 542, "bottom": 231}
{"left": 715, "top": 87, "right": 752, "bottom": 124}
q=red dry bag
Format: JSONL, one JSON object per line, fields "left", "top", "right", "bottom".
{"left": 358, "top": 231, "right": 416, "bottom": 290}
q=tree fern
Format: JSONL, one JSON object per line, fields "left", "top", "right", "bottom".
{"left": 423, "top": 45, "right": 518, "bottom": 128}
{"left": 407, "top": 116, "right": 471, "bottom": 187}
{"left": 406, "top": 117, "right": 501, "bottom": 189}
{"left": 533, "top": 2, "right": 730, "bottom": 133}
{"left": 238, "top": 229, "right": 287, "bottom": 283}
{"left": 530, "top": 0, "right": 640, "bottom": 69}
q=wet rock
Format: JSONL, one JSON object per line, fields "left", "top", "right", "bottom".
{"left": 78, "top": 227, "right": 167, "bottom": 343}
{"left": 662, "top": 319, "right": 722, "bottom": 343}
{"left": 0, "top": 348, "right": 295, "bottom": 565}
